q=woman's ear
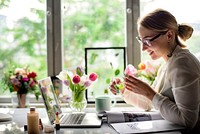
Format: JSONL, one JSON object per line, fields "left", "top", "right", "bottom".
{"left": 166, "top": 30, "right": 174, "bottom": 41}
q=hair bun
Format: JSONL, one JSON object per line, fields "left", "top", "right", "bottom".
{"left": 178, "top": 24, "right": 193, "bottom": 41}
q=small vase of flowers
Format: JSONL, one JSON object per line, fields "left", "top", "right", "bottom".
{"left": 1, "top": 65, "right": 40, "bottom": 108}
{"left": 56, "top": 66, "right": 98, "bottom": 112}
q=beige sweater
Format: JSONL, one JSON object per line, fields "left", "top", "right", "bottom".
{"left": 122, "top": 46, "right": 200, "bottom": 129}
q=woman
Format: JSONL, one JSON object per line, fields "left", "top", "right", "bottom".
{"left": 110, "top": 8, "right": 200, "bottom": 133}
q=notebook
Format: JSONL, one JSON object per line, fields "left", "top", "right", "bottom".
{"left": 38, "top": 77, "right": 102, "bottom": 128}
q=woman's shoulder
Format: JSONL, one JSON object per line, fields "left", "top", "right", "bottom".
{"left": 170, "top": 47, "right": 200, "bottom": 67}
{"left": 165, "top": 47, "right": 200, "bottom": 78}
{"left": 166, "top": 48, "right": 200, "bottom": 85}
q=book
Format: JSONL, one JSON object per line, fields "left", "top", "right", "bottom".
{"left": 102, "top": 111, "right": 163, "bottom": 123}
{"left": 100, "top": 111, "right": 185, "bottom": 134}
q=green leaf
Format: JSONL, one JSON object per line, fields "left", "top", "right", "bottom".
{"left": 115, "top": 69, "right": 120, "bottom": 76}
{"left": 104, "top": 88, "right": 109, "bottom": 94}
{"left": 114, "top": 85, "right": 119, "bottom": 90}
{"left": 114, "top": 83, "right": 124, "bottom": 91}
{"left": 106, "top": 78, "right": 110, "bottom": 84}
{"left": 66, "top": 74, "right": 74, "bottom": 91}
{"left": 89, "top": 53, "right": 98, "bottom": 64}
{"left": 118, "top": 83, "right": 124, "bottom": 90}
{"left": 35, "top": 91, "right": 40, "bottom": 101}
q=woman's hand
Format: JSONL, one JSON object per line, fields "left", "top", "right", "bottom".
{"left": 109, "top": 77, "right": 125, "bottom": 95}
{"left": 124, "top": 75, "right": 156, "bottom": 100}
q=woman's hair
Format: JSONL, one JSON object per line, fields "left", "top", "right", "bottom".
{"left": 137, "top": 8, "right": 193, "bottom": 47}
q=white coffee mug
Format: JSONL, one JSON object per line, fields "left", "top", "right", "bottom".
{"left": 95, "top": 95, "right": 116, "bottom": 113}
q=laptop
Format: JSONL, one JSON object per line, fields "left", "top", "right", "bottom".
{"left": 38, "top": 77, "right": 102, "bottom": 128}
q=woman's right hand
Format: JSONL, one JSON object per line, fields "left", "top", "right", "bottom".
{"left": 109, "top": 77, "right": 125, "bottom": 95}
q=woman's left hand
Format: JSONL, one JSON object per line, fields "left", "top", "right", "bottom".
{"left": 124, "top": 74, "right": 156, "bottom": 100}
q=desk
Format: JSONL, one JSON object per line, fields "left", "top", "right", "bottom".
{"left": 0, "top": 107, "right": 182, "bottom": 134}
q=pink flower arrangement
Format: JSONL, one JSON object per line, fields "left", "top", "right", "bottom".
{"left": 137, "top": 60, "right": 161, "bottom": 84}
{"left": 56, "top": 66, "right": 98, "bottom": 92}
{"left": 124, "top": 61, "right": 161, "bottom": 84}
{"left": 115, "top": 60, "right": 161, "bottom": 90}
{"left": 3, "top": 66, "right": 40, "bottom": 100}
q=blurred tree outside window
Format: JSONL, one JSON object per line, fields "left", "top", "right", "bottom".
{"left": 0, "top": 0, "right": 47, "bottom": 95}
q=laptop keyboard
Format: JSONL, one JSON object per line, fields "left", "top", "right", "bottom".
{"left": 61, "top": 113, "right": 86, "bottom": 124}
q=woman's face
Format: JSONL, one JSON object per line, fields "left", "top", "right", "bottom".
{"left": 137, "top": 25, "right": 170, "bottom": 61}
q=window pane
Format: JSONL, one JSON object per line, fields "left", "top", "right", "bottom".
{"left": 0, "top": 0, "right": 47, "bottom": 95}
{"left": 62, "top": 0, "right": 126, "bottom": 101}
{"left": 140, "top": 0, "right": 200, "bottom": 61}
{"left": 85, "top": 47, "right": 126, "bottom": 101}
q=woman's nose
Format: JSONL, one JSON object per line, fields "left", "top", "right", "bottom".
{"left": 141, "top": 44, "right": 148, "bottom": 51}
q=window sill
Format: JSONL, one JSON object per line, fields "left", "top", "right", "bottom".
{"left": 0, "top": 102, "right": 131, "bottom": 108}
{"left": 0, "top": 101, "right": 130, "bottom": 109}
{"left": 0, "top": 95, "right": 130, "bottom": 108}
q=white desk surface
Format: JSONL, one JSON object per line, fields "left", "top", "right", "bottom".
{"left": 0, "top": 107, "right": 182, "bottom": 134}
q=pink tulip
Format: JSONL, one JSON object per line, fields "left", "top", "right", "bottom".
{"left": 84, "top": 81, "right": 92, "bottom": 87}
{"left": 76, "top": 66, "right": 84, "bottom": 76}
{"left": 89, "top": 72, "right": 98, "bottom": 81}
{"left": 72, "top": 75, "right": 81, "bottom": 84}
{"left": 124, "top": 64, "right": 137, "bottom": 76}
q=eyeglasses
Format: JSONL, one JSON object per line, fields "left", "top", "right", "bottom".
{"left": 136, "top": 31, "right": 167, "bottom": 47}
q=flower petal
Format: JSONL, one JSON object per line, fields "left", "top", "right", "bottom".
{"left": 124, "top": 64, "right": 137, "bottom": 76}
{"left": 56, "top": 70, "right": 69, "bottom": 81}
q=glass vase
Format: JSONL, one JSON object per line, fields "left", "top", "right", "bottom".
{"left": 11, "top": 92, "right": 30, "bottom": 108}
{"left": 69, "top": 90, "right": 87, "bottom": 112}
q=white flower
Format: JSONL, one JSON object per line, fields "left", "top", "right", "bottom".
{"left": 56, "top": 70, "right": 69, "bottom": 81}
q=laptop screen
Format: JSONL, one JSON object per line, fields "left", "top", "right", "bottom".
{"left": 38, "top": 77, "right": 62, "bottom": 123}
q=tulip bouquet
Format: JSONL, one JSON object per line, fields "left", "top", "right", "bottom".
{"left": 56, "top": 66, "right": 98, "bottom": 112}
